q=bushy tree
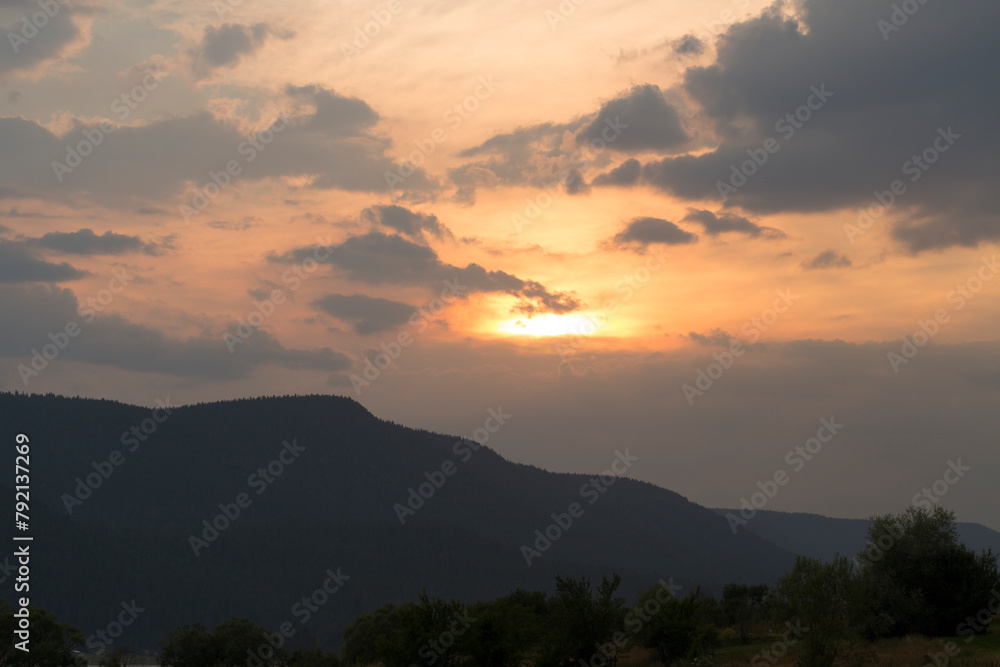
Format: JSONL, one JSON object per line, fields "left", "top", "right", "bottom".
{"left": 0, "top": 602, "right": 85, "bottom": 667}
{"left": 371, "top": 593, "right": 470, "bottom": 667}
{"left": 158, "top": 622, "right": 215, "bottom": 667}
{"left": 722, "top": 583, "right": 769, "bottom": 643}
{"left": 342, "top": 603, "right": 400, "bottom": 665}
{"left": 641, "top": 589, "right": 717, "bottom": 666}
{"left": 537, "top": 574, "right": 627, "bottom": 666}
{"left": 213, "top": 618, "right": 285, "bottom": 667}
{"left": 158, "top": 618, "right": 287, "bottom": 667}
{"left": 463, "top": 592, "right": 540, "bottom": 667}
{"left": 857, "top": 506, "right": 1000, "bottom": 638}
{"left": 769, "top": 555, "right": 859, "bottom": 667}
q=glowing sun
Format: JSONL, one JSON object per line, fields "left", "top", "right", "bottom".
{"left": 496, "top": 313, "right": 605, "bottom": 337}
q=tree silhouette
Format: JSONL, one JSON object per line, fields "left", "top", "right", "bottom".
{"left": 858, "top": 506, "right": 999, "bottom": 638}
{"left": 722, "top": 583, "right": 768, "bottom": 643}
{"left": 769, "top": 555, "right": 858, "bottom": 667}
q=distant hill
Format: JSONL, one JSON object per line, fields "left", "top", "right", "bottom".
{"left": 1, "top": 392, "right": 798, "bottom": 652}
{"left": 712, "top": 508, "right": 1000, "bottom": 562}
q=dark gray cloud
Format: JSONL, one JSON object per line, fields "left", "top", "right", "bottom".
{"left": 607, "top": 217, "right": 698, "bottom": 250}
{"left": 0, "top": 284, "right": 350, "bottom": 380}
{"left": 802, "top": 249, "right": 851, "bottom": 270}
{"left": 28, "top": 228, "right": 169, "bottom": 255}
{"left": 0, "top": 206, "right": 61, "bottom": 219}
{"left": 285, "top": 84, "right": 380, "bottom": 137}
{"left": 577, "top": 84, "right": 689, "bottom": 153}
{"left": 594, "top": 0, "right": 1000, "bottom": 253}
{"left": 0, "top": 1, "right": 83, "bottom": 77}
{"left": 196, "top": 23, "right": 270, "bottom": 70}
{"left": 673, "top": 34, "right": 705, "bottom": 55}
{"left": 564, "top": 169, "right": 590, "bottom": 195}
{"left": 208, "top": 217, "right": 260, "bottom": 231}
{"left": 450, "top": 121, "right": 585, "bottom": 204}
{"left": 0, "top": 85, "right": 433, "bottom": 207}
{"left": 688, "top": 328, "right": 733, "bottom": 346}
{"left": 682, "top": 208, "right": 785, "bottom": 239}
{"left": 449, "top": 84, "right": 687, "bottom": 202}
{"left": 361, "top": 205, "right": 453, "bottom": 242}
{"left": 592, "top": 158, "right": 641, "bottom": 187}
{"left": 0, "top": 242, "right": 86, "bottom": 283}
{"left": 311, "top": 293, "right": 415, "bottom": 334}
{"left": 458, "top": 122, "right": 578, "bottom": 161}
{"left": 269, "top": 231, "right": 581, "bottom": 316}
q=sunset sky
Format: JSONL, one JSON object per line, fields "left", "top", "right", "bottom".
{"left": 2, "top": 0, "right": 998, "bottom": 530}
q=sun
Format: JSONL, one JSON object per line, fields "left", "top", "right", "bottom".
{"left": 496, "top": 313, "right": 605, "bottom": 337}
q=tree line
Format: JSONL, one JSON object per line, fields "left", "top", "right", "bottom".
{"left": 1, "top": 507, "right": 996, "bottom": 667}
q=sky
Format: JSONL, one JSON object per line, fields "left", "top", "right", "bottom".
{"left": 1, "top": 0, "right": 998, "bottom": 531}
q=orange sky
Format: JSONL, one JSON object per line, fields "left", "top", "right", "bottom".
{"left": 1, "top": 0, "right": 998, "bottom": 530}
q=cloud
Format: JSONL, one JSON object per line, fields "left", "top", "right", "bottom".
{"left": 27, "top": 229, "right": 169, "bottom": 256}
{"left": 607, "top": 217, "right": 698, "bottom": 250}
{"left": 0, "top": 0, "right": 85, "bottom": 77}
{"left": 593, "top": 0, "right": 1000, "bottom": 253}
{"left": 449, "top": 85, "right": 687, "bottom": 201}
{"left": 285, "top": 84, "right": 380, "bottom": 136}
{"left": 311, "top": 293, "right": 415, "bottom": 334}
{"left": 688, "top": 328, "right": 733, "bottom": 346}
{"left": 673, "top": 34, "right": 705, "bottom": 55}
{"left": 361, "top": 205, "right": 453, "bottom": 242}
{"left": 802, "top": 249, "right": 852, "bottom": 270}
{"left": 592, "top": 158, "right": 642, "bottom": 187}
{"left": 0, "top": 85, "right": 433, "bottom": 206}
{"left": 0, "top": 206, "right": 60, "bottom": 219}
{"left": 459, "top": 122, "right": 578, "bottom": 161}
{"left": 208, "top": 217, "right": 260, "bottom": 231}
{"left": 450, "top": 122, "right": 584, "bottom": 204}
{"left": 564, "top": 169, "right": 590, "bottom": 195}
{"left": 269, "top": 231, "right": 581, "bottom": 316}
{"left": 0, "top": 284, "right": 350, "bottom": 380}
{"left": 682, "top": 208, "right": 785, "bottom": 239}
{"left": 195, "top": 23, "right": 271, "bottom": 72}
{"left": 449, "top": 165, "right": 502, "bottom": 206}
{"left": 0, "top": 242, "right": 86, "bottom": 283}
{"left": 577, "top": 84, "right": 689, "bottom": 153}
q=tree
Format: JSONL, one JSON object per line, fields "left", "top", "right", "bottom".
{"left": 722, "top": 583, "right": 768, "bottom": 643}
{"left": 0, "top": 600, "right": 19, "bottom": 667}
{"left": 769, "top": 555, "right": 858, "bottom": 667}
{"left": 857, "top": 506, "right": 1000, "bottom": 638}
{"left": 158, "top": 618, "right": 286, "bottom": 667}
{"left": 463, "top": 595, "right": 539, "bottom": 667}
{"left": 640, "top": 589, "right": 717, "bottom": 666}
{"left": 158, "top": 622, "right": 215, "bottom": 667}
{"left": 538, "top": 574, "right": 627, "bottom": 666}
{"left": 0, "top": 603, "right": 85, "bottom": 667}
{"left": 342, "top": 603, "right": 400, "bottom": 665}
{"left": 374, "top": 593, "right": 470, "bottom": 667}
{"left": 212, "top": 618, "right": 287, "bottom": 667}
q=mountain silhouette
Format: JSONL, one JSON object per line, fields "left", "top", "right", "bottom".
{"left": 1, "top": 392, "right": 798, "bottom": 651}
{"left": 712, "top": 508, "right": 1000, "bottom": 563}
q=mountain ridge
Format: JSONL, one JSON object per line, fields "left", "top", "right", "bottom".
{"left": 1, "top": 392, "right": 796, "bottom": 650}
{"left": 711, "top": 507, "right": 1000, "bottom": 562}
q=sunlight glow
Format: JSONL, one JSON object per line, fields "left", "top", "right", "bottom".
{"left": 496, "top": 313, "right": 606, "bottom": 337}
